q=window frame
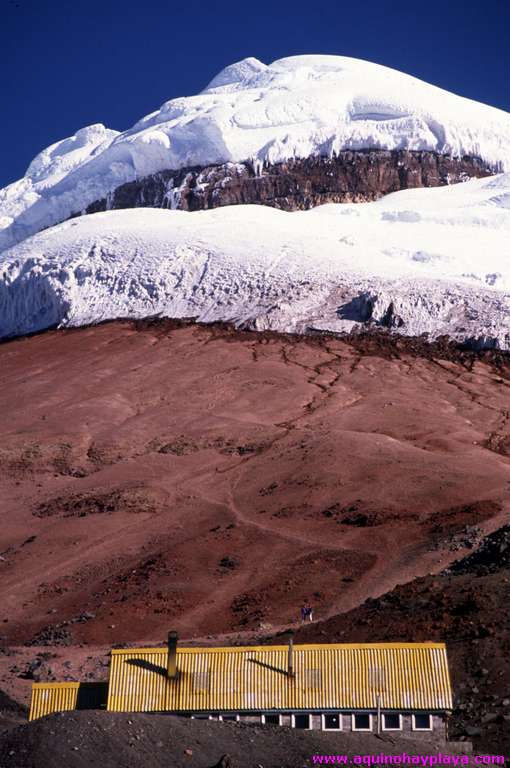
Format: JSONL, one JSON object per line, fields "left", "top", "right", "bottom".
{"left": 412, "top": 713, "right": 433, "bottom": 731}
{"left": 261, "top": 713, "right": 282, "bottom": 725}
{"left": 351, "top": 713, "right": 373, "bottom": 732}
{"left": 322, "top": 712, "right": 343, "bottom": 731}
{"left": 218, "top": 713, "right": 240, "bottom": 722}
{"left": 382, "top": 713, "right": 403, "bottom": 731}
{"left": 291, "top": 713, "right": 312, "bottom": 730}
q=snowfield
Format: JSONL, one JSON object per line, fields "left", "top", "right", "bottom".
{"left": 1, "top": 172, "right": 510, "bottom": 346}
{"left": 2, "top": 54, "right": 510, "bottom": 252}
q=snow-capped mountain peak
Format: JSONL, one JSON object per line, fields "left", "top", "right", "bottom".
{"left": 1, "top": 54, "right": 510, "bottom": 253}
{"left": 24, "top": 124, "right": 119, "bottom": 183}
{"left": 203, "top": 56, "right": 267, "bottom": 91}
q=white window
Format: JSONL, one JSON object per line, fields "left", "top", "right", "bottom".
{"left": 352, "top": 713, "right": 372, "bottom": 731}
{"left": 382, "top": 713, "right": 402, "bottom": 731}
{"left": 322, "top": 713, "right": 342, "bottom": 730}
{"left": 412, "top": 713, "right": 432, "bottom": 731}
{"left": 292, "top": 713, "right": 311, "bottom": 729}
{"left": 261, "top": 713, "right": 281, "bottom": 725}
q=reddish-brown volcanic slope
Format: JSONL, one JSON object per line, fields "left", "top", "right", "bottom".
{"left": 293, "top": 526, "right": 510, "bottom": 751}
{"left": 1, "top": 321, "right": 510, "bottom": 705}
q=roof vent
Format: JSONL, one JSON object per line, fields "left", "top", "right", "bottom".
{"left": 167, "top": 631, "right": 178, "bottom": 679}
{"left": 287, "top": 632, "right": 295, "bottom": 678}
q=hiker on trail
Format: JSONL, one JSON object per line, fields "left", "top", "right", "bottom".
{"left": 300, "top": 605, "right": 307, "bottom": 623}
{"left": 301, "top": 604, "right": 313, "bottom": 622}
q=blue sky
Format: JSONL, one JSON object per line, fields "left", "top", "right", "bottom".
{"left": 2, "top": 0, "right": 509, "bottom": 189}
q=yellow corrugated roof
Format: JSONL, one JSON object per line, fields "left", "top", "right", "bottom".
{"left": 107, "top": 642, "right": 452, "bottom": 713}
{"left": 29, "top": 682, "right": 80, "bottom": 721}
{"left": 29, "top": 681, "right": 108, "bottom": 721}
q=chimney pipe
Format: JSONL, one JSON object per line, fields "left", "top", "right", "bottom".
{"left": 287, "top": 632, "right": 295, "bottom": 678}
{"left": 167, "top": 631, "right": 178, "bottom": 679}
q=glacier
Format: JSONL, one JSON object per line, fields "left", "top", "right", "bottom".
{"left": 2, "top": 54, "right": 510, "bottom": 253}
{"left": 1, "top": 172, "right": 510, "bottom": 347}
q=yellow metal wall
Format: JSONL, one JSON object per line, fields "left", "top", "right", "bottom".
{"left": 107, "top": 642, "right": 452, "bottom": 714}
{"left": 29, "top": 682, "right": 80, "bottom": 721}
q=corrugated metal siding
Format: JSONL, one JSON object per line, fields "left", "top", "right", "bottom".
{"left": 107, "top": 642, "right": 452, "bottom": 713}
{"left": 29, "top": 682, "right": 80, "bottom": 721}
{"left": 29, "top": 681, "right": 109, "bottom": 721}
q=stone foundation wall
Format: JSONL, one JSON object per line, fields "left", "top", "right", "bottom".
{"left": 192, "top": 711, "right": 447, "bottom": 737}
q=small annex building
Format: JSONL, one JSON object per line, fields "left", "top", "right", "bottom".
{"left": 29, "top": 635, "right": 453, "bottom": 738}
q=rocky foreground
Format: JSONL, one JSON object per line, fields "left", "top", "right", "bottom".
{"left": 0, "top": 712, "right": 470, "bottom": 768}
